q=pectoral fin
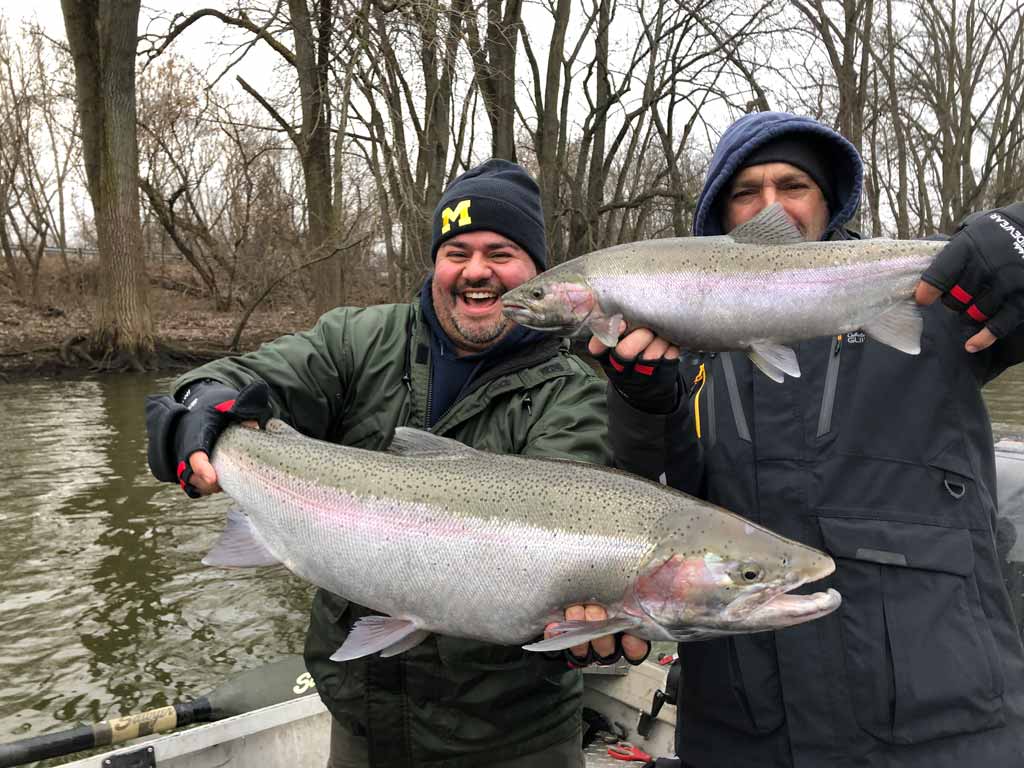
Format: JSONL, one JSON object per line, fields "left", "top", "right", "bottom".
{"left": 202, "top": 506, "right": 281, "bottom": 568}
{"left": 588, "top": 312, "right": 624, "bottom": 347}
{"left": 521, "top": 617, "right": 643, "bottom": 652}
{"left": 330, "top": 616, "right": 426, "bottom": 661}
{"left": 747, "top": 342, "right": 801, "bottom": 382}
{"left": 861, "top": 300, "right": 923, "bottom": 354}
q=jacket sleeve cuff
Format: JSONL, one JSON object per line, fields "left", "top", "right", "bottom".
{"left": 145, "top": 395, "right": 190, "bottom": 482}
{"left": 608, "top": 384, "right": 689, "bottom": 481}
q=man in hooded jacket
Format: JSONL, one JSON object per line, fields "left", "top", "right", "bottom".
{"left": 594, "top": 111, "right": 1024, "bottom": 767}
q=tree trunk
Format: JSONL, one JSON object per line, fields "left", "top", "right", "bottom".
{"left": 290, "top": 0, "right": 339, "bottom": 314}
{"left": 62, "top": 0, "right": 153, "bottom": 367}
{"left": 536, "top": 0, "right": 571, "bottom": 263}
{"left": 467, "top": 0, "right": 522, "bottom": 160}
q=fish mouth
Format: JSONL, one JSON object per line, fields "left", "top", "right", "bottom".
{"left": 724, "top": 586, "right": 842, "bottom": 629}
{"left": 501, "top": 303, "right": 577, "bottom": 333}
{"left": 501, "top": 304, "right": 542, "bottom": 326}
{"left": 721, "top": 561, "right": 839, "bottom": 628}
{"left": 749, "top": 587, "right": 842, "bottom": 627}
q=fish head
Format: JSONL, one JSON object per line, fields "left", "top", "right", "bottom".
{"left": 501, "top": 272, "right": 597, "bottom": 335}
{"left": 633, "top": 511, "right": 841, "bottom": 639}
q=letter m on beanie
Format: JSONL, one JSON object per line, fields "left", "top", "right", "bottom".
{"left": 441, "top": 199, "right": 473, "bottom": 234}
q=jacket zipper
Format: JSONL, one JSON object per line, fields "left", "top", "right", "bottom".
{"left": 816, "top": 336, "right": 843, "bottom": 437}
{"left": 706, "top": 355, "right": 717, "bottom": 448}
{"left": 692, "top": 363, "right": 706, "bottom": 438}
{"left": 721, "top": 352, "right": 751, "bottom": 442}
{"left": 424, "top": 358, "right": 435, "bottom": 428}
{"left": 689, "top": 356, "right": 718, "bottom": 446}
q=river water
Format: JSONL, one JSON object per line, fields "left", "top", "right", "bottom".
{"left": 0, "top": 366, "right": 1022, "bottom": 762}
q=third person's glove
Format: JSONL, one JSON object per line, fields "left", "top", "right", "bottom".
{"left": 922, "top": 202, "right": 1024, "bottom": 339}
{"left": 597, "top": 348, "right": 680, "bottom": 414}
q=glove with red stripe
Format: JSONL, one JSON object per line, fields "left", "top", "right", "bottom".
{"left": 596, "top": 348, "right": 680, "bottom": 414}
{"left": 921, "top": 202, "right": 1024, "bottom": 343}
{"left": 145, "top": 380, "right": 271, "bottom": 498}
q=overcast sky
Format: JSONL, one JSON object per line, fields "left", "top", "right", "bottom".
{"left": 0, "top": 1, "right": 282, "bottom": 96}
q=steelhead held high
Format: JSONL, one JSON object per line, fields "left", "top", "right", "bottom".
{"left": 501, "top": 203, "right": 945, "bottom": 382}
{"left": 204, "top": 420, "right": 840, "bottom": 661}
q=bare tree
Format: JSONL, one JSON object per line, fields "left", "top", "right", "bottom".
{"left": 896, "top": 0, "right": 1024, "bottom": 231}
{"left": 523, "top": 0, "right": 781, "bottom": 261}
{"left": 464, "top": 0, "right": 523, "bottom": 160}
{"left": 342, "top": 0, "right": 474, "bottom": 296}
{"left": 151, "top": 2, "right": 343, "bottom": 313}
{"left": 61, "top": 0, "right": 154, "bottom": 369}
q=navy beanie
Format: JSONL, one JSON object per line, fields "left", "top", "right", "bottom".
{"left": 740, "top": 134, "right": 838, "bottom": 210}
{"left": 431, "top": 159, "right": 547, "bottom": 270}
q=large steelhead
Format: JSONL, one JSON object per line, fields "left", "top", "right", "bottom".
{"left": 205, "top": 420, "right": 839, "bottom": 660}
{"left": 501, "top": 203, "right": 945, "bottom": 381}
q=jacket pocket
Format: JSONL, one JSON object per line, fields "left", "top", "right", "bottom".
{"left": 819, "top": 516, "right": 1005, "bottom": 744}
{"left": 679, "top": 633, "right": 784, "bottom": 735}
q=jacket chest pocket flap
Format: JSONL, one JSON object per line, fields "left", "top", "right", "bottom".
{"left": 818, "top": 516, "right": 1005, "bottom": 745}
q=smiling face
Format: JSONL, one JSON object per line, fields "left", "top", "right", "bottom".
{"left": 723, "top": 162, "right": 830, "bottom": 241}
{"left": 431, "top": 231, "right": 538, "bottom": 355}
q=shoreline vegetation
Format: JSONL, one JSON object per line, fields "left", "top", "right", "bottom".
{"left": 0, "top": 255, "right": 323, "bottom": 382}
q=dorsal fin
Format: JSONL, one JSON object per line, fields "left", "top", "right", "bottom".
{"left": 386, "top": 427, "right": 479, "bottom": 458}
{"left": 728, "top": 203, "right": 805, "bottom": 245}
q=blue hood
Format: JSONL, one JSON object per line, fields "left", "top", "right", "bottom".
{"left": 693, "top": 111, "right": 863, "bottom": 237}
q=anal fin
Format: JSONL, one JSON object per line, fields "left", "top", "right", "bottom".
{"left": 862, "top": 299, "right": 923, "bottom": 354}
{"left": 747, "top": 341, "right": 801, "bottom": 382}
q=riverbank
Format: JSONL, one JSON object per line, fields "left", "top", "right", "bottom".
{"left": 0, "top": 258, "right": 321, "bottom": 381}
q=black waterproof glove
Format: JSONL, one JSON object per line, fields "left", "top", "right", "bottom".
{"left": 145, "top": 380, "right": 271, "bottom": 498}
{"left": 596, "top": 348, "right": 681, "bottom": 414}
{"left": 921, "top": 202, "right": 1024, "bottom": 339}
{"left": 561, "top": 633, "right": 652, "bottom": 668}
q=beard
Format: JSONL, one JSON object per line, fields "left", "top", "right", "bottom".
{"left": 450, "top": 312, "right": 509, "bottom": 345}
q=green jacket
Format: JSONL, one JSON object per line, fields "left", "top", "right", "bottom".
{"left": 176, "top": 301, "right": 610, "bottom": 767}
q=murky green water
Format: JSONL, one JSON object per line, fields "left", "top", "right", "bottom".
{"left": 0, "top": 374, "right": 312, "bottom": 763}
{"left": 985, "top": 364, "right": 1024, "bottom": 435}
{"left": 0, "top": 366, "right": 1021, "bottom": 762}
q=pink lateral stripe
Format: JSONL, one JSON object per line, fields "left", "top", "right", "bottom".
{"left": 967, "top": 305, "right": 989, "bottom": 323}
{"left": 215, "top": 399, "right": 236, "bottom": 412}
{"left": 248, "top": 460, "right": 521, "bottom": 544}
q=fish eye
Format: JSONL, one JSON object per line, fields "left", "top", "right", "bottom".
{"left": 530, "top": 287, "right": 545, "bottom": 300}
{"left": 739, "top": 563, "right": 764, "bottom": 583}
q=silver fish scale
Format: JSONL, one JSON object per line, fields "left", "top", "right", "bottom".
{"left": 209, "top": 427, "right": 690, "bottom": 644}
{"left": 565, "top": 237, "right": 945, "bottom": 349}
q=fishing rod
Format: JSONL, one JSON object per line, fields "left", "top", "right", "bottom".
{"left": 0, "top": 655, "right": 313, "bottom": 768}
